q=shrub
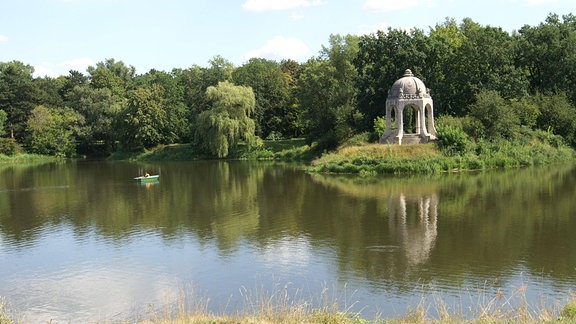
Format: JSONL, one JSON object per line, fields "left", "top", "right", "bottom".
{"left": 469, "top": 90, "right": 521, "bottom": 139}
{"left": 0, "top": 138, "right": 22, "bottom": 156}
{"left": 373, "top": 116, "right": 387, "bottom": 141}
{"left": 436, "top": 124, "right": 472, "bottom": 156}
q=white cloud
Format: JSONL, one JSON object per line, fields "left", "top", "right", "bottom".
{"left": 60, "top": 57, "right": 95, "bottom": 71}
{"left": 33, "top": 57, "right": 94, "bottom": 77}
{"left": 241, "top": 36, "right": 310, "bottom": 62}
{"left": 243, "top": 0, "right": 325, "bottom": 12}
{"left": 363, "top": 0, "right": 435, "bottom": 12}
{"left": 0, "top": 34, "right": 8, "bottom": 42}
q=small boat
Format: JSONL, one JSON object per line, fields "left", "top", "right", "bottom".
{"left": 133, "top": 174, "right": 160, "bottom": 182}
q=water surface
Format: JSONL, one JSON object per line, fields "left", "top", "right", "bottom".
{"left": 1, "top": 161, "right": 575, "bottom": 322}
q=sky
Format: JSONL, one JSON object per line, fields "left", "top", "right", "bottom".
{"left": 0, "top": 0, "right": 574, "bottom": 77}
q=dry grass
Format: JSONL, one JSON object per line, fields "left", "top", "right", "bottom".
{"left": 3, "top": 285, "right": 576, "bottom": 323}
{"left": 336, "top": 143, "right": 440, "bottom": 159}
{"left": 133, "top": 284, "right": 367, "bottom": 324}
{"left": 0, "top": 297, "right": 12, "bottom": 324}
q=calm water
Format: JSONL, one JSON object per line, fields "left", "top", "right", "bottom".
{"left": 1, "top": 160, "right": 575, "bottom": 322}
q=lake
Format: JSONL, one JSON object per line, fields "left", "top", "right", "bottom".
{"left": 1, "top": 160, "right": 575, "bottom": 322}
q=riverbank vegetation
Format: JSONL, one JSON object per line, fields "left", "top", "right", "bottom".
{"left": 2, "top": 14, "right": 576, "bottom": 172}
{"left": 3, "top": 288, "right": 576, "bottom": 323}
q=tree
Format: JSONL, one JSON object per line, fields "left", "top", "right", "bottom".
{"left": 354, "top": 28, "right": 428, "bottom": 130}
{"left": 132, "top": 69, "right": 188, "bottom": 143}
{"left": 26, "top": 105, "right": 82, "bottom": 157}
{"left": 454, "top": 19, "right": 528, "bottom": 111}
{"left": 195, "top": 81, "right": 260, "bottom": 157}
{"left": 34, "top": 76, "right": 65, "bottom": 108}
{"left": 534, "top": 92, "right": 576, "bottom": 147}
{"left": 87, "top": 58, "right": 135, "bottom": 97}
{"left": 516, "top": 14, "right": 576, "bottom": 104}
{"left": 66, "top": 85, "right": 125, "bottom": 153}
{"left": 469, "top": 90, "right": 520, "bottom": 139}
{"left": 232, "top": 58, "right": 293, "bottom": 138}
{"left": 59, "top": 70, "right": 89, "bottom": 100}
{"left": 118, "top": 84, "right": 168, "bottom": 150}
{"left": 299, "top": 34, "right": 361, "bottom": 149}
{"left": 0, "top": 61, "right": 39, "bottom": 140}
{"left": 0, "top": 109, "right": 6, "bottom": 137}
{"left": 174, "top": 56, "right": 235, "bottom": 129}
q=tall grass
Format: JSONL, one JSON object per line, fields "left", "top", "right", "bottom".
{"left": 119, "top": 285, "right": 576, "bottom": 323}
{"left": 310, "top": 136, "right": 575, "bottom": 175}
{"left": 0, "top": 297, "right": 11, "bottom": 324}
{"left": 135, "top": 283, "right": 366, "bottom": 324}
{"left": 3, "top": 286, "right": 576, "bottom": 323}
{"left": 0, "top": 153, "right": 59, "bottom": 163}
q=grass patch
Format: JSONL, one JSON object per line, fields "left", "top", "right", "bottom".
{"left": 3, "top": 285, "right": 576, "bottom": 323}
{"left": 108, "top": 139, "right": 317, "bottom": 163}
{"left": 310, "top": 137, "right": 576, "bottom": 175}
{"left": 0, "top": 297, "right": 10, "bottom": 324}
{"left": 107, "top": 144, "right": 208, "bottom": 162}
{"left": 0, "top": 153, "right": 59, "bottom": 163}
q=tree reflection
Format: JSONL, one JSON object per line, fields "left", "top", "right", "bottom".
{"left": 1, "top": 161, "right": 576, "bottom": 290}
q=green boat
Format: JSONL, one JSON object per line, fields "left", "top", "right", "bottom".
{"left": 133, "top": 174, "right": 160, "bottom": 182}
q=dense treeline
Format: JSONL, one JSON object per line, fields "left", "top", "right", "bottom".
{"left": 1, "top": 13, "right": 575, "bottom": 158}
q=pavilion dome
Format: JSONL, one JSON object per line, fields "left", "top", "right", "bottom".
{"left": 388, "top": 69, "right": 430, "bottom": 99}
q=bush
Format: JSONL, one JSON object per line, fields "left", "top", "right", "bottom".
{"left": 0, "top": 138, "right": 22, "bottom": 156}
{"left": 436, "top": 124, "right": 472, "bottom": 156}
{"left": 373, "top": 116, "right": 387, "bottom": 140}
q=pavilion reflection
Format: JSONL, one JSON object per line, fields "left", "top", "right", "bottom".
{"left": 309, "top": 173, "right": 440, "bottom": 267}
{"left": 387, "top": 193, "right": 438, "bottom": 266}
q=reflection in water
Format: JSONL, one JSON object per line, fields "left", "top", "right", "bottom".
{"left": 388, "top": 193, "right": 438, "bottom": 266}
{"left": 1, "top": 161, "right": 576, "bottom": 321}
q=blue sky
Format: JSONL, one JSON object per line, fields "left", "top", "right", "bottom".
{"left": 0, "top": 0, "right": 574, "bottom": 77}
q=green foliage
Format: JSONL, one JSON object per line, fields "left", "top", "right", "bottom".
{"left": 0, "top": 138, "right": 22, "bottom": 155}
{"left": 132, "top": 69, "right": 189, "bottom": 143}
{"left": 436, "top": 123, "right": 472, "bottom": 156}
{"left": 516, "top": 14, "right": 576, "bottom": 104}
{"left": 87, "top": 58, "right": 135, "bottom": 97}
{"left": 0, "top": 61, "right": 39, "bottom": 140}
{"left": 67, "top": 85, "right": 124, "bottom": 153}
{"left": 310, "top": 131, "right": 574, "bottom": 175}
{"left": 118, "top": 84, "right": 168, "bottom": 150}
{"left": 195, "top": 81, "right": 261, "bottom": 158}
{"left": 534, "top": 92, "right": 576, "bottom": 148}
{"left": 355, "top": 17, "right": 528, "bottom": 122}
{"left": 232, "top": 58, "right": 298, "bottom": 138}
{"left": 561, "top": 297, "right": 576, "bottom": 320}
{"left": 373, "top": 116, "right": 386, "bottom": 140}
{"left": 354, "top": 28, "right": 429, "bottom": 128}
{"left": 1, "top": 13, "right": 576, "bottom": 159}
{"left": 298, "top": 34, "right": 361, "bottom": 150}
{"left": 26, "top": 105, "right": 82, "bottom": 157}
{"left": 469, "top": 90, "right": 520, "bottom": 139}
{"left": 0, "top": 109, "right": 6, "bottom": 137}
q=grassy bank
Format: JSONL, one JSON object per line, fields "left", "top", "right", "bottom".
{"left": 3, "top": 288, "right": 576, "bottom": 323}
{"left": 107, "top": 139, "right": 315, "bottom": 162}
{"left": 105, "top": 134, "right": 575, "bottom": 175}
{"left": 0, "top": 153, "right": 60, "bottom": 164}
{"left": 309, "top": 137, "right": 576, "bottom": 175}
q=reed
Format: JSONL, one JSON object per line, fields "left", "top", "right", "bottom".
{"left": 134, "top": 285, "right": 576, "bottom": 323}
{"left": 2, "top": 286, "right": 576, "bottom": 323}
{"left": 0, "top": 297, "right": 11, "bottom": 324}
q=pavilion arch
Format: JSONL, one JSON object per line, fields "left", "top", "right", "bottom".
{"left": 380, "top": 69, "right": 437, "bottom": 145}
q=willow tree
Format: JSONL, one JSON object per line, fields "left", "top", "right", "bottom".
{"left": 195, "top": 81, "right": 260, "bottom": 158}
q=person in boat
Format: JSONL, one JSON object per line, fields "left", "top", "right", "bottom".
{"left": 144, "top": 172, "right": 150, "bottom": 177}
